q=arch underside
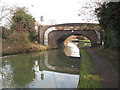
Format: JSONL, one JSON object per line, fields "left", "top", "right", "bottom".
{"left": 47, "top": 30, "right": 99, "bottom": 48}
{"left": 57, "top": 33, "right": 91, "bottom": 48}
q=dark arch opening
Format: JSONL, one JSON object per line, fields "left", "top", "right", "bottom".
{"left": 57, "top": 33, "right": 92, "bottom": 48}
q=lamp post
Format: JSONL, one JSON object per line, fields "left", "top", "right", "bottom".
{"left": 38, "top": 16, "right": 44, "bottom": 43}
{"left": 40, "top": 16, "right": 44, "bottom": 22}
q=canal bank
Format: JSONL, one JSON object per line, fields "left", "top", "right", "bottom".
{"left": 78, "top": 48, "right": 102, "bottom": 88}
{"left": 2, "top": 41, "right": 47, "bottom": 56}
{"left": 82, "top": 47, "right": 118, "bottom": 88}
{"left": 93, "top": 46, "right": 118, "bottom": 68}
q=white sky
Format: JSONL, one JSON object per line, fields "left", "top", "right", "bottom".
{"left": 1, "top": 0, "right": 119, "bottom": 25}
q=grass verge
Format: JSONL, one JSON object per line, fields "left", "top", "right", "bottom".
{"left": 78, "top": 49, "right": 102, "bottom": 88}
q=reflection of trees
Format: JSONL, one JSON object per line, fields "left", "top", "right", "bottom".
{"left": 2, "top": 61, "right": 14, "bottom": 88}
{"left": 2, "top": 52, "right": 44, "bottom": 88}
{"left": 5, "top": 54, "right": 36, "bottom": 87}
{"left": 0, "top": 60, "right": 2, "bottom": 89}
{"left": 12, "top": 55, "right": 35, "bottom": 87}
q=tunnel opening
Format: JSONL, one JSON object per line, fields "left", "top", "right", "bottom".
{"left": 57, "top": 33, "right": 92, "bottom": 48}
{"left": 75, "top": 35, "right": 91, "bottom": 48}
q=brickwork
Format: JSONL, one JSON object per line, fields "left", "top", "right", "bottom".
{"left": 38, "top": 23, "right": 102, "bottom": 48}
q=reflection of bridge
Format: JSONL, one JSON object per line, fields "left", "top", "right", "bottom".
{"left": 37, "top": 50, "right": 80, "bottom": 74}
{"left": 44, "top": 53, "right": 80, "bottom": 74}
{"left": 38, "top": 23, "right": 102, "bottom": 48}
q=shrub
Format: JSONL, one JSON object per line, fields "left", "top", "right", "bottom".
{"left": 28, "top": 30, "right": 37, "bottom": 42}
{"left": 8, "top": 31, "right": 30, "bottom": 46}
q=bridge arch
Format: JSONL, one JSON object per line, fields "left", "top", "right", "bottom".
{"left": 47, "top": 29, "right": 98, "bottom": 48}
{"left": 40, "top": 23, "right": 102, "bottom": 48}
{"left": 44, "top": 27, "right": 57, "bottom": 46}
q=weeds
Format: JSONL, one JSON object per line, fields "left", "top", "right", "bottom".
{"left": 78, "top": 49, "right": 102, "bottom": 88}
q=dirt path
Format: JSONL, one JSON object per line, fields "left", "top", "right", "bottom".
{"left": 84, "top": 47, "right": 118, "bottom": 88}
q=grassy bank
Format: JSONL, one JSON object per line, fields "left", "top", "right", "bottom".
{"left": 78, "top": 49, "right": 102, "bottom": 88}
{"left": 2, "top": 40, "right": 47, "bottom": 56}
{"left": 2, "top": 31, "right": 48, "bottom": 56}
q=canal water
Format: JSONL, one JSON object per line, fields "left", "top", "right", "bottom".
{"left": 1, "top": 47, "right": 80, "bottom": 88}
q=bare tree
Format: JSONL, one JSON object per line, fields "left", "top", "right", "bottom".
{"left": 0, "top": 1, "right": 16, "bottom": 27}
{"left": 78, "top": 1, "right": 101, "bottom": 23}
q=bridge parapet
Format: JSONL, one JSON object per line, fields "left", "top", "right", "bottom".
{"left": 38, "top": 23, "right": 103, "bottom": 48}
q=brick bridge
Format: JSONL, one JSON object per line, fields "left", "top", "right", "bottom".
{"left": 38, "top": 23, "right": 102, "bottom": 48}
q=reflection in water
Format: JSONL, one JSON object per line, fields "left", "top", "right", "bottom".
{"left": 0, "top": 59, "right": 2, "bottom": 89}
{"left": 44, "top": 54, "right": 56, "bottom": 70}
{"left": 2, "top": 63, "right": 14, "bottom": 88}
{"left": 64, "top": 42, "right": 80, "bottom": 57}
{"left": 33, "top": 60, "right": 44, "bottom": 80}
{"left": 44, "top": 51, "right": 79, "bottom": 74}
{"left": 2, "top": 48, "right": 80, "bottom": 88}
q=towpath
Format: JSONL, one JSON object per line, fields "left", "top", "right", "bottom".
{"left": 84, "top": 47, "right": 118, "bottom": 88}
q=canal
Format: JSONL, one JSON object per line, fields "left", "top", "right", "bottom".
{"left": 1, "top": 47, "right": 80, "bottom": 88}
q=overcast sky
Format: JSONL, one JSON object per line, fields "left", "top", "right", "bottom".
{"left": 1, "top": 0, "right": 120, "bottom": 25}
